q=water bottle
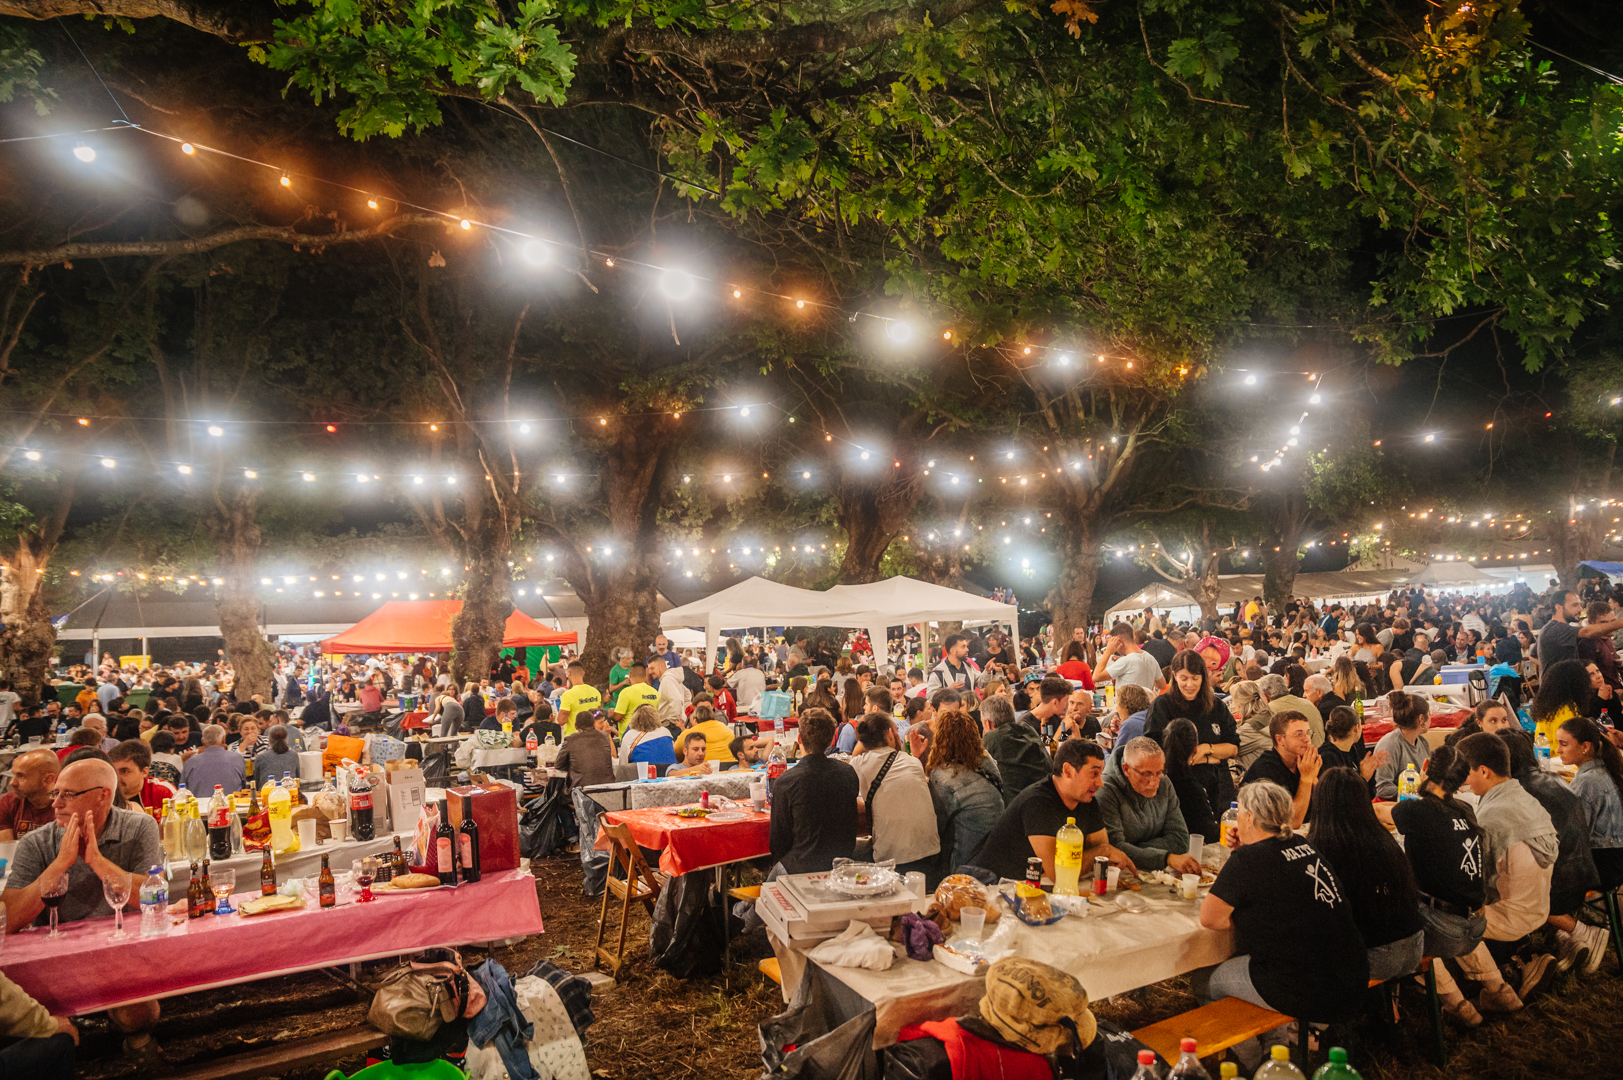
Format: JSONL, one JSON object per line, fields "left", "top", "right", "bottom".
{"left": 1311, "top": 1048, "right": 1361, "bottom": 1080}
{"left": 56, "top": 720, "right": 67, "bottom": 746}
{"left": 140, "top": 866, "right": 169, "bottom": 936}
{"left": 1397, "top": 763, "right": 1421, "bottom": 801}
{"left": 1253, "top": 1044, "right": 1306, "bottom": 1080}
{"left": 1220, "top": 802, "right": 1240, "bottom": 848}
{"left": 1535, "top": 731, "right": 1552, "bottom": 766}
{"left": 1169, "top": 1038, "right": 1209, "bottom": 1080}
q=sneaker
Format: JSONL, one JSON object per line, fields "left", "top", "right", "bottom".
{"left": 1555, "top": 928, "right": 1583, "bottom": 973}
{"left": 1477, "top": 982, "right": 1524, "bottom": 1014}
{"left": 1579, "top": 920, "right": 1609, "bottom": 976}
{"left": 1517, "top": 953, "right": 1555, "bottom": 1002}
{"left": 1442, "top": 998, "right": 1483, "bottom": 1027}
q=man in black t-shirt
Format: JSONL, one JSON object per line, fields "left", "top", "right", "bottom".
{"left": 968, "top": 740, "right": 1132, "bottom": 882}
{"left": 1240, "top": 711, "right": 1321, "bottom": 828}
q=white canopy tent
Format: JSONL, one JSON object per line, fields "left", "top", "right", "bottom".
{"left": 659, "top": 576, "right": 875, "bottom": 673}
{"left": 825, "top": 577, "right": 1019, "bottom": 667}
{"left": 1405, "top": 560, "right": 1498, "bottom": 587}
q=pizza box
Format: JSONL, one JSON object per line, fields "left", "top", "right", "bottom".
{"left": 756, "top": 879, "right": 900, "bottom": 945}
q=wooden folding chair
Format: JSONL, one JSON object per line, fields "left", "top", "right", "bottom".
{"left": 593, "top": 821, "right": 662, "bottom": 977}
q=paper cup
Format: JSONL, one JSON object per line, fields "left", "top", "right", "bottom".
{"left": 328, "top": 819, "right": 349, "bottom": 843}
{"left": 1181, "top": 873, "right": 1200, "bottom": 900}
{"left": 297, "top": 818, "right": 318, "bottom": 850}
{"left": 958, "top": 906, "right": 986, "bottom": 941}
{"left": 1106, "top": 865, "right": 1121, "bottom": 892}
{"left": 1187, "top": 835, "right": 1204, "bottom": 864}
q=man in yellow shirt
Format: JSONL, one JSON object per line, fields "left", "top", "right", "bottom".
{"left": 556, "top": 661, "right": 602, "bottom": 731}
{"left": 612, "top": 663, "right": 661, "bottom": 733}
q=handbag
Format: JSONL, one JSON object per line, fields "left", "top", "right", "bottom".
{"left": 367, "top": 947, "right": 481, "bottom": 1041}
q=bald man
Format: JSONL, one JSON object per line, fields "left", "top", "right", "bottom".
{"left": 2, "top": 758, "right": 165, "bottom": 1057}
{"left": 0, "top": 749, "right": 61, "bottom": 842}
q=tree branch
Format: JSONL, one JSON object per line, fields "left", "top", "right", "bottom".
{"left": 0, "top": 1, "right": 273, "bottom": 43}
{"left": 0, "top": 214, "right": 452, "bottom": 268}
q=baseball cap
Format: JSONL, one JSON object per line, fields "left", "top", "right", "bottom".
{"left": 979, "top": 957, "right": 1096, "bottom": 1054}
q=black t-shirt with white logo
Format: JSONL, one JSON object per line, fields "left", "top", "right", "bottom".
{"left": 969, "top": 777, "right": 1103, "bottom": 882}
{"left": 1209, "top": 835, "right": 1369, "bottom": 1021}
{"left": 1391, "top": 796, "right": 1485, "bottom": 909}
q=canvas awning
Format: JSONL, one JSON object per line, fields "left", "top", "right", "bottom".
{"left": 320, "top": 600, "right": 576, "bottom": 654}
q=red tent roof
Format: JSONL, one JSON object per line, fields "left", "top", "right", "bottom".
{"left": 320, "top": 600, "right": 576, "bottom": 654}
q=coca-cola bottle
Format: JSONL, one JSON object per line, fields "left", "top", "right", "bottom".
{"left": 348, "top": 767, "right": 375, "bottom": 842}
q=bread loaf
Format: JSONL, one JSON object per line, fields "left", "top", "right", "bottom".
{"left": 390, "top": 873, "right": 441, "bottom": 890}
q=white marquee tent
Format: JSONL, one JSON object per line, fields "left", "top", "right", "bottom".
{"left": 825, "top": 577, "right": 1019, "bottom": 666}
{"left": 1406, "top": 560, "right": 1498, "bottom": 587}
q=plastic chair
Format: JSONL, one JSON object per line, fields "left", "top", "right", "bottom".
{"left": 325, "top": 1060, "right": 466, "bottom": 1080}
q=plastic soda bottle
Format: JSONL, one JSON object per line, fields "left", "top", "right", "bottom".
{"left": 1311, "top": 1048, "right": 1361, "bottom": 1080}
{"left": 1253, "top": 1044, "right": 1307, "bottom": 1080}
{"left": 1221, "top": 802, "right": 1241, "bottom": 848}
{"left": 268, "top": 779, "right": 299, "bottom": 853}
{"left": 1397, "top": 763, "right": 1421, "bottom": 801}
{"left": 1220, "top": 1066, "right": 1239, "bottom": 1080}
{"left": 139, "top": 866, "right": 169, "bottom": 937}
{"left": 1535, "top": 731, "right": 1552, "bottom": 766}
{"left": 1169, "top": 1038, "right": 1209, "bottom": 1079}
{"left": 1131, "top": 1049, "right": 1161, "bottom": 1080}
{"left": 1053, "top": 817, "right": 1085, "bottom": 896}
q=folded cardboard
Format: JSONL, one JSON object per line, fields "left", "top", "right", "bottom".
{"left": 385, "top": 766, "right": 427, "bottom": 836}
{"left": 756, "top": 876, "right": 912, "bottom": 942}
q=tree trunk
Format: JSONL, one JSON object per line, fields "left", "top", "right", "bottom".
{"left": 451, "top": 516, "right": 515, "bottom": 689}
{"left": 834, "top": 472, "right": 923, "bottom": 584}
{"left": 1261, "top": 492, "right": 1308, "bottom": 608}
{"left": 206, "top": 483, "right": 276, "bottom": 704}
{"left": 0, "top": 539, "right": 58, "bottom": 707}
{"left": 1543, "top": 513, "right": 1603, "bottom": 591}
{"left": 1046, "top": 515, "right": 1101, "bottom": 637}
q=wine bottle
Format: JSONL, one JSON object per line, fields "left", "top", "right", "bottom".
{"left": 458, "top": 791, "right": 482, "bottom": 883}
{"left": 435, "top": 799, "right": 458, "bottom": 886}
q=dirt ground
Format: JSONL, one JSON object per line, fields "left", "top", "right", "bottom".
{"left": 72, "top": 857, "right": 1623, "bottom": 1079}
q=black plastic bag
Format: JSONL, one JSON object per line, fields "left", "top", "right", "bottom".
{"left": 519, "top": 779, "right": 575, "bottom": 861}
{"left": 648, "top": 870, "right": 726, "bottom": 978}
{"left": 759, "top": 964, "right": 877, "bottom": 1080}
{"left": 881, "top": 1036, "right": 950, "bottom": 1080}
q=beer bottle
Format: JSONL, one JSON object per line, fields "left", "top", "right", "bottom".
{"left": 391, "top": 835, "right": 407, "bottom": 880}
{"left": 200, "top": 859, "right": 213, "bottom": 914}
{"left": 187, "top": 861, "right": 205, "bottom": 919}
{"left": 318, "top": 854, "right": 336, "bottom": 908}
{"left": 458, "top": 792, "right": 482, "bottom": 884}
{"left": 260, "top": 847, "right": 276, "bottom": 896}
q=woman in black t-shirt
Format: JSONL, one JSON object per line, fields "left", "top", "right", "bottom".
{"left": 1200, "top": 779, "right": 1368, "bottom": 1028}
{"left": 1144, "top": 651, "right": 1237, "bottom": 816}
{"left": 1163, "top": 719, "right": 1220, "bottom": 843}
{"left": 1308, "top": 768, "right": 1425, "bottom": 981}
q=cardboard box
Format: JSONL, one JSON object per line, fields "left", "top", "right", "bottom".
{"left": 777, "top": 870, "right": 918, "bottom": 925}
{"left": 447, "top": 783, "right": 520, "bottom": 872}
{"left": 386, "top": 766, "right": 427, "bottom": 835}
{"left": 756, "top": 877, "right": 910, "bottom": 941}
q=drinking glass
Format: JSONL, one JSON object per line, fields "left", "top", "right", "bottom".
{"left": 102, "top": 876, "right": 131, "bottom": 939}
{"left": 42, "top": 874, "right": 69, "bottom": 939}
{"left": 353, "top": 858, "right": 376, "bottom": 903}
{"left": 211, "top": 868, "right": 237, "bottom": 915}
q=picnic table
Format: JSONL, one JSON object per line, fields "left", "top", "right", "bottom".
{"left": 596, "top": 804, "right": 770, "bottom": 878}
{"left": 1, "top": 867, "right": 544, "bottom": 1017}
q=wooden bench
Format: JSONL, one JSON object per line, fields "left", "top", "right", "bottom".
{"left": 759, "top": 958, "right": 783, "bottom": 985}
{"left": 166, "top": 1025, "right": 386, "bottom": 1080}
{"left": 1132, "top": 997, "right": 1292, "bottom": 1064}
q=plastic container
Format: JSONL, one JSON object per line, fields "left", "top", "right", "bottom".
{"left": 1253, "top": 1045, "right": 1306, "bottom": 1080}
{"left": 139, "top": 866, "right": 168, "bottom": 936}
{"left": 1053, "top": 817, "right": 1085, "bottom": 895}
{"left": 1311, "top": 1048, "right": 1361, "bottom": 1080}
{"left": 1131, "top": 1049, "right": 1161, "bottom": 1080}
{"left": 1169, "top": 1037, "right": 1209, "bottom": 1079}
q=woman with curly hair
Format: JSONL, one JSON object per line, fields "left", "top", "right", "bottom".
{"left": 1531, "top": 658, "right": 1592, "bottom": 749}
{"left": 924, "top": 710, "right": 1005, "bottom": 873}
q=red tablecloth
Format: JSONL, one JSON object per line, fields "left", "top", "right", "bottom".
{"left": 597, "top": 805, "right": 770, "bottom": 877}
{"left": 0, "top": 868, "right": 543, "bottom": 1016}
{"left": 1361, "top": 706, "right": 1471, "bottom": 744}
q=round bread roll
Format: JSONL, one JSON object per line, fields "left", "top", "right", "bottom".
{"left": 933, "top": 874, "right": 999, "bottom": 922}
{"left": 390, "top": 873, "right": 442, "bottom": 890}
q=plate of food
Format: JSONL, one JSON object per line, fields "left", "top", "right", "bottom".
{"left": 667, "top": 806, "right": 712, "bottom": 818}
{"left": 825, "top": 862, "right": 902, "bottom": 898}
{"left": 238, "top": 893, "right": 305, "bottom": 917}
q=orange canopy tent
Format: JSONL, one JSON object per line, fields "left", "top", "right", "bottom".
{"left": 319, "top": 600, "right": 577, "bottom": 654}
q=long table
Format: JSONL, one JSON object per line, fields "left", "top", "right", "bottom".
{"left": 768, "top": 883, "right": 1234, "bottom": 1048}
{"left": 1, "top": 867, "right": 545, "bottom": 1017}
{"left": 159, "top": 830, "right": 413, "bottom": 893}
{"left": 583, "top": 771, "right": 759, "bottom": 813}
{"left": 598, "top": 805, "right": 770, "bottom": 878}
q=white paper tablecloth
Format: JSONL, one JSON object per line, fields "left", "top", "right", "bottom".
{"left": 770, "top": 887, "right": 1234, "bottom": 1048}
{"left": 583, "top": 772, "right": 760, "bottom": 812}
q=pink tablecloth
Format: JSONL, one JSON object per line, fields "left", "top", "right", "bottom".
{"left": 597, "top": 806, "right": 771, "bottom": 877}
{"left": 1, "top": 868, "right": 543, "bottom": 1016}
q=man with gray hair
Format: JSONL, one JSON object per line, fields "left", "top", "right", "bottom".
{"left": 1257, "top": 673, "right": 1324, "bottom": 747}
{"left": 1097, "top": 737, "right": 1200, "bottom": 874}
{"left": 1303, "top": 674, "right": 1332, "bottom": 711}
{"left": 178, "top": 723, "right": 246, "bottom": 794}
{"left": 981, "top": 693, "right": 1052, "bottom": 803}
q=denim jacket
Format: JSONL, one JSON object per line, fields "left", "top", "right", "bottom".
{"left": 929, "top": 759, "right": 1005, "bottom": 873}
{"left": 1570, "top": 758, "right": 1623, "bottom": 850}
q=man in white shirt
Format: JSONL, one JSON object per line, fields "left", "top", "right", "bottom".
{"left": 649, "top": 657, "right": 690, "bottom": 726}
{"left": 1096, "top": 624, "right": 1166, "bottom": 692}
{"left": 0, "top": 681, "right": 19, "bottom": 734}
{"left": 726, "top": 656, "right": 767, "bottom": 712}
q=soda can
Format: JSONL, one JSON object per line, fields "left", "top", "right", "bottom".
{"left": 1092, "top": 856, "right": 1109, "bottom": 896}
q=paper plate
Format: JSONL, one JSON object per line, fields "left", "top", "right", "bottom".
{"left": 705, "top": 811, "right": 748, "bottom": 822}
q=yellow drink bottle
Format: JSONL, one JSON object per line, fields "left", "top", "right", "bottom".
{"left": 1053, "top": 816, "right": 1085, "bottom": 896}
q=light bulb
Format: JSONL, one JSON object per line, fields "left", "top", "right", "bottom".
{"left": 181, "top": 143, "right": 195, "bottom": 155}
{"left": 73, "top": 144, "right": 96, "bottom": 163}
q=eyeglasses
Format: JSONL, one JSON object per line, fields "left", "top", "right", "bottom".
{"left": 48, "top": 786, "right": 103, "bottom": 803}
{"left": 1124, "top": 765, "right": 1165, "bottom": 781}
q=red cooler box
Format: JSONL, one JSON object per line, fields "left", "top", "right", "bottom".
{"left": 447, "top": 784, "right": 520, "bottom": 873}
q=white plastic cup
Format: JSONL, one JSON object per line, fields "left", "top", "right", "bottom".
{"left": 328, "top": 819, "right": 349, "bottom": 843}
{"left": 905, "top": 871, "right": 927, "bottom": 898}
{"left": 297, "top": 818, "right": 318, "bottom": 850}
{"left": 749, "top": 780, "right": 767, "bottom": 812}
{"left": 958, "top": 906, "right": 986, "bottom": 941}
{"left": 1187, "top": 835, "right": 1204, "bottom": 864}
{"left": 1181, "top": 873, "right": 1200, "bottom": 900}
{"left": 1106, "top": 865, "right": 1121, "bottom": 892}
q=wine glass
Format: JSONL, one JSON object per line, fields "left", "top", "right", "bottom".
{"left": 352, "top": 858, "right": 375, "bottom": 903}
{"left": 211, "top": 868, "right": 236, "bottom": 915}
{"left": 42, "top": 874, "right": 69, "bottom": 939}
{"left": 102, "top": 876, "right": 131, "bottom": 939}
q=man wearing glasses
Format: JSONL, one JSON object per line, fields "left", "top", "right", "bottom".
{"left": 1, "top": 759, "right": 165, "bottom": 1061}
{"left": 1096, "top": 737, "right": 1201, "bottom": 876}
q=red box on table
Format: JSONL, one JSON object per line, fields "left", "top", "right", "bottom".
{"left": 447, "top": 784, "right": 520, "bottom": 873}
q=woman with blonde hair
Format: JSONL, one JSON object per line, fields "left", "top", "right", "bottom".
{"left": 1229, "top": 681, "right": 1272, "bottom": 774}
{"left": 618, "top": 705, "right": 675, "bottom": 766}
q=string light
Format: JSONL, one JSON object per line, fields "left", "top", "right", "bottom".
{"left": 181, "top": 142, "right": 195, "bottom": 155}
{"left": 279, "top": 174, "right": 291, "bottom": 187}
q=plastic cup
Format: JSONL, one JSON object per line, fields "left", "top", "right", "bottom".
{"left": 297, "top": 818, "right": 319, "bottom": 850}
{"left": 958, "top": 906, "right": 986, "bottom": 941}
{"left": 1106, "top": 866, "right": 1121, "bottom": 892}
{"left": 328, "top": 819, "right": 349, "bottom": 844}
{"left": 1187, "top": 834, "right": 1204, "bottom": 864}
{"left": 905, "top": 871, "right": 927, "bottom": 898}
{"left": 1181, "top": 873, "right": 1200, "bottom": 900}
